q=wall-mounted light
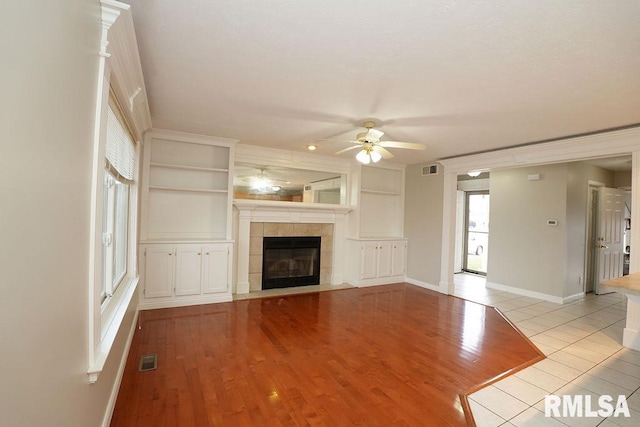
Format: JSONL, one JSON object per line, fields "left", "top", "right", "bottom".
{"left": 467, "top": 171, "right": 481, "bottom": 177}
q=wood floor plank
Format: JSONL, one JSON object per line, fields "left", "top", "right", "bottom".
{"left": 111, "top": 284, "right": 543, "bottom": 426}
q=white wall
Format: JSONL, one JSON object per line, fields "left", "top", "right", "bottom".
{"left": 404, "top": 164, "right": 444, "bottom": 287}
{"left": 0, "top": 2, "right": 137, "bottom": 425}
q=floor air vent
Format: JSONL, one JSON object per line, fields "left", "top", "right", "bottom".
{"left": 138, "top": 354, "right": 157, "bottom": 372}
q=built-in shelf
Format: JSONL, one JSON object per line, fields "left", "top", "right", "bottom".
{"left": 149, "top": 186, "right": 228, "bottom": 194}
{"left": 141, "top": 130, "right": 237, "bottom": 242}
{"left": 356, "top": 165, "right": 405, "bottom": 239}
{"left": 150, "top": 162, "right": 229, "bottom": 173}
{"left": 361, "top": 189, "right": 402, "bottom": 196}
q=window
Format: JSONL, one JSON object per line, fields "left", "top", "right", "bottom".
{"left": 101, "top": 98, "right": 136, "bottom": 305}
{"left": 88, "top": 88, "right": 140, "bottom": 383}
{"left": 101, "top": 170, "right": 129, "bottom": 302}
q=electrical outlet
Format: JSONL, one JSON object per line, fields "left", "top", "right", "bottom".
{"left": 578, "top": 276, "right": 583, "bottom": 284}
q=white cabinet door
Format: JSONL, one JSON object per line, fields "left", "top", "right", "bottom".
{"left": 376, "top": 241, "right": 394, "bottom": 277}
{"left": 175, "top": 245, "right": 202, "bottom": 296}
{"left": 361, "top": 241, "right": 378, "bottom": 280}
{"left": 203, "top": 244, "right": 230, "bottom": 294}
{"left": 143, "top": 245, "right": 175, "bottom": 298}
{"left": 391, "top": 240, "right": 407, "bottom": 276}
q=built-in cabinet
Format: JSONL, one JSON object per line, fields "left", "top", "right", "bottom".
{"left": 139, "top": 242, "right": 232, "bottom": 309}
{"left": 347, "top": 239, "right": 407, "bottom": 286}
{"left": 139, "top": 130, "right": 237, "bottom": 309}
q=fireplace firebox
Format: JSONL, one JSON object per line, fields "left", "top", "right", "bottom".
{"left": 262, "top": 236, "right": 321, "bottom": 289}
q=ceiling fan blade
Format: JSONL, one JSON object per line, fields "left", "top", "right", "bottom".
{"left": 365, "top": 128, "right": 384, "bottom": 142}
{"left": 334, "top": 145, "right": 362, "bottom": 155}
{"left": 318, "top": 138, "right": 362, "bottom": 144}
{"left": 373, "top": 145, "right": 394, "bottom": 159}
{"left": 379, "top": 140, "right": 426, "bottom": 150}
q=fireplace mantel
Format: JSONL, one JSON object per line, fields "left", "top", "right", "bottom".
{"left": 234, "top": 199, "right": 352, "bottom": 221}
{"left": 233, "top": 200, "right": 352, "bottom": 294}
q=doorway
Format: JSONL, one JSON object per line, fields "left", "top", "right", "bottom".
{"left": 463, "top": 191, "right": 490, "bottom": 275}
{"left": 586, "top": 184, "right": 627, "bottom": 294}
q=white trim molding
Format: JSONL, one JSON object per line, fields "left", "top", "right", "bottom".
{"left": 439, "top": 127, "right": 640, "bottom": 174}
{"left": 486, "top": 281, "right": 564, "bottom": 304}
{"left": 405, "top": 277, "right": 440, "bottom": 293}
{"left": 88, "top": 0, "right": 150, "bottom": 385}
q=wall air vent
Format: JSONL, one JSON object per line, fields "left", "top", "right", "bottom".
{"left": 304, "top": 185, "right": 312, "bottom": 191}
{"left": 138, "top": 354, "right": 157, "bottom": 372}
{"left": 422, "top": 164, "right": 440, "bottom": 176}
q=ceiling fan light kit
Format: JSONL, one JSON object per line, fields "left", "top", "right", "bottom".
{"left": 356, "top": 146, "right": 382, "bottom": 164}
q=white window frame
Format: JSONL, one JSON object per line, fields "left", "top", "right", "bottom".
{"left": 87, "top": 53, "right": 140, "bottom": 384}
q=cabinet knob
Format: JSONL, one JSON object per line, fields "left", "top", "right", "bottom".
{"left": 197, "top": 252, "right": 201, "bottom": 255}
{"left": 206, "top": 252, "right": 210, "bottom": 255}
{"left": 168, "top": 253, "right": 172, "bottom": 256}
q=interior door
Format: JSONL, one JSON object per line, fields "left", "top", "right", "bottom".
{"left": 595, "top": 187, "right": 626, "bottom": 294}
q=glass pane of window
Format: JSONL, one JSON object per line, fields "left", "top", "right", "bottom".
{"left": 465, "top": 192, "right": 490, "bottom": 274}
{"left": 101, "top": 173, "right": 109, "bottom": 303}
{"left": 112, "top": 178, "right": 129, "bottom": 289}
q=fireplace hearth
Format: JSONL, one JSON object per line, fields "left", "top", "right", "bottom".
{"left": 262, "top": 236, "right": 321, "bottom": 289}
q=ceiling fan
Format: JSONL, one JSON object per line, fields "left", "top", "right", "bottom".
{"left": 236, "top": 167, "right": 287, "bottom": 192}
{"left": 334, "top": 121, "right": 426, "bottom": 164}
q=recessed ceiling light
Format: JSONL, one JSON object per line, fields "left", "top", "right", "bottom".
{"left": 307, "top": 145, "right": 317, "bottom": 151}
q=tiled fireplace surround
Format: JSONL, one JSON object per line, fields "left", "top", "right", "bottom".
{"left": 234, "top": 200, "right": 351, "bottom": 295}
{"left": 248, "top": 222, "right": 333, "bottom": 291}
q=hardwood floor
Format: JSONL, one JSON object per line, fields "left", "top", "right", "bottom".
{"left": 111, "top": 284, "right": 543, "bottom": 426}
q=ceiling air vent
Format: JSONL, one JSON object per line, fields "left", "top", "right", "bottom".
{"left": 422, "top": 164, "right": 440, "bottom": 176}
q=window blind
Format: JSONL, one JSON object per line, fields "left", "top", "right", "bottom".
{"left": 106, "top": 99, "right": 136, "bottom": 182}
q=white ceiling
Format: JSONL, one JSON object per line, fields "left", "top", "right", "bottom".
{"left": 124, "top": 1, "right": 640, "bottom": 165}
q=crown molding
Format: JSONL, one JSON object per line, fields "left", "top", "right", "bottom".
{"left": 439, "top": 127, "right": 640, "bottom": 174}
{"left": 100, "top": 0, "right": 152, "bottom": 141}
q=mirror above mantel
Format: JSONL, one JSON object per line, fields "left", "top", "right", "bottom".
{"left": 233, "top": 162, "right": 347, "bottom": 205}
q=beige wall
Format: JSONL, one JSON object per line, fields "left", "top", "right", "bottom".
{"left": 404, "top": 164, "right": 444, "bottom": 287}
{"left": 487, "top": 165, "right": 569, "bottom": 298}
{"left": 0, "top": 2, "right": 137, "bottom": 425}
{"left": 487, "top": 163, "right": 614, "bottom": 299}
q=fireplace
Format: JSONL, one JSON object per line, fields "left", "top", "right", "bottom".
{"left": 262, "top": 236, "right": 321, "bottom": 289}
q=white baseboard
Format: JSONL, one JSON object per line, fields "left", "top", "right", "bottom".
{"left": 346, "top": 275, "right": 406, "bottom": 288}
{"left": 138, "top": 293, "right": 233, "bottom": 310}
{"left": 486, "top": 281, "right": 565, "bottom": 304}
{"left": 563, "top": 292, "right": 585, "bottom": 304}
{"left": 405, "top": 277, "right": 440, "bottom": 292}
{"left": 102, "top": 307, "right": 139, "bottom": 427}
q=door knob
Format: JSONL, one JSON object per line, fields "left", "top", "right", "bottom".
{"left": 596, "top": 245, "right": 608, "bottom": 249}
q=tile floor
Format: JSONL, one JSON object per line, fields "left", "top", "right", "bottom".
{"left": 454, "top": 273, "right": 640, "bottom": 426}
